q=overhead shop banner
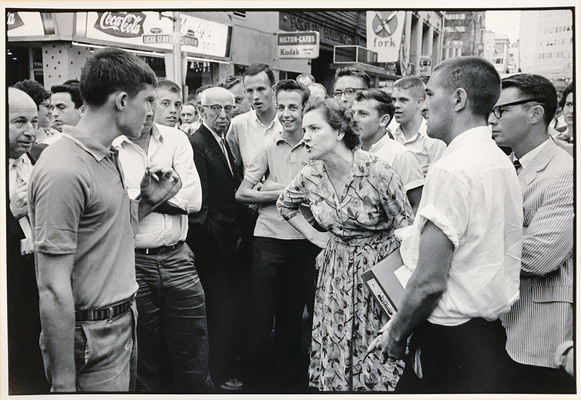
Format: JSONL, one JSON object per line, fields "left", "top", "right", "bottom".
{"left": 278, "top": 31, "right": 320, "bottom": 59}
{"left": 366, "top": 11, "right": 405, "bottom": 63}
{"left": 7, "top": 12, "right": 46, "bottom": 37}
{"left": 84, "top": 11, "right": 229, "bottom": 57}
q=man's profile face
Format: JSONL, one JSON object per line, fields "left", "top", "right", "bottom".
{"left": 9, "top": 89, "right": 38, "bottom": 159}
{"left": 124, "top": 85, "right": 155, "bottom": 140}
{"left": 51, "top": 92, "right": 82, "bottom": 131}
{"left": 154, "top": 88, "right": 182, "bottom": 127}
{"left": 488, "top": 87, "right": 531, "bottom": 149}
{"left": 352, "top": 99, "right": 385, "bottom": 142}
{"left": 423, "top": 71, "right": 452, "bottom": 142}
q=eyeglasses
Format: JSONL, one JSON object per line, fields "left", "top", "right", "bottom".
{"left": 333, "top": 88, "right": 366, "bottom": 99}
{"left": 202, "top": 104, "right": 234, "bottom": 114}
{"left": 490, "top": 98, "right": 544, "bottom": 119}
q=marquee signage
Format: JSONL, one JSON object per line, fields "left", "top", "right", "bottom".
{"left": 93, "top": 12, "right": 145, "bottom": 38}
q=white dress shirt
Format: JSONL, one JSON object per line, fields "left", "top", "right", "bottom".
{"left": 114, "top": 123, "right": 202, "bottom": 248}
{"left": 393, "top": 118, "right": 446, "bottom": 177}
{"left": 399, "top": 126, "right": 523, "bottom": 326}
{"left": 9, "top": 154, "right": 34, "bottom": 254}
{"left": 226, "top": 109, "right": 282, "bottom": 173}
{"left": 368, "top": 134, "right": 425, "bottom": 192}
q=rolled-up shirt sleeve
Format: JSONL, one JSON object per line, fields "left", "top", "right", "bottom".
{"left": 166, "top": 131, "right": 201, "bottom": 213}
{"left": 277, "top": 168, "right": 308, "bottom": 221}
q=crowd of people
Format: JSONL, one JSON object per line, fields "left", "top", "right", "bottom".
{"left": 5, "top": 47, "right": 575, "bottom": 395}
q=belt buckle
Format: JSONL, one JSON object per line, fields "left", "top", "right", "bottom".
{"left": 107, "top": 305, "right": 115, "bottom": 323}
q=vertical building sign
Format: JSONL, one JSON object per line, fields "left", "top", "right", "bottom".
{"left": 366, "top": 11, "right": 405, "bottom": 63}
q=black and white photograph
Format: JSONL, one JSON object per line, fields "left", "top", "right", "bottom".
{"left": 1, "top": 2, "right": 578, "bottom": 398}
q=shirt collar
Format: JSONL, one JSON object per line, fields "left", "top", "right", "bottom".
{"left": 445, "top": 125, "right": 492, "bottom": 155}
{"left": 518, "top": 138, "right": 551, "bottom": 169}
{"left": 113, "top": 124, "right": 163, "bottom": 149}
{"left": 273, "top": 130, "right": 305, "bottom": 150}
{"left": 9, "top": 153, "right": 31, "bottom": 169}
{"left": 62, "top": 125, "right": 112, "bottom": 162}
{"left": 394, "top": 117, "right": 427, "bottom": 143}
{"left": 368, "top": 132, "right": 390, "bottom": 152}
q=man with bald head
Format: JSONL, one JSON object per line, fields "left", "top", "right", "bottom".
{"left": 187, "top": 87, "right": 248, "bottom": 391}
{"left": 7, "top": 87, "right": 49, "bottom": 394}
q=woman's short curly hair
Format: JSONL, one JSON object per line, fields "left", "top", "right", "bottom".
{"left": 304, "top": 98, "right": 360, "bottom": 150}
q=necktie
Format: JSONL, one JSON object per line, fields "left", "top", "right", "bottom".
{"left": 513, "top": 158, "right": 522, "bottom": 175}
{"left": 219, "top": 136, "right": 234, "bottom": 175}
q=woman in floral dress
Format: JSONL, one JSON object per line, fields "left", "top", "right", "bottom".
{"left": 277, "top": 99, "right": 413, "bottom": 392}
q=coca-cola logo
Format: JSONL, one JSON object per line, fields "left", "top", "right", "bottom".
{"left": 94, "top": 12, "right": 145, "bottom": 38}
{"left": 7, "top": 12, "right": 25, "bottom": 30}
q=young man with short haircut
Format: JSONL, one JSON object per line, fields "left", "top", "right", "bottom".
{"left": 50, "top": 79, "right": 84, "bottom": 132}
{"left": 153, "top": 79, "right": 183, "bottom": 128}
{"left": 227, "top": 63, "right": 281, "bottom": 173}
{"left": 29, "top": 48, "right": 180, "bottom": 392}
{"left": 352, "top": 89, "right": 424, "bottom": 213}
{"left": 236, "top": 80, "right": 318, "bottom": 393}
{"left": 391, "top": 76, "right": 446, "bottom": 176}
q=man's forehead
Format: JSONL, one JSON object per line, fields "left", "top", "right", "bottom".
{"left": 352, "top": 99, "right": 378, "bottom": 112}
{"left": 334, "top": 75, "right": 366, "bottom": 89}
{"left": 205, "top": 91, "right": 234, "bottom": 105}
{"left": 155, "top": 87, "right": 181, "bottom": 101}
{"left": 244, "top": 72, "right": 270, "bottom": 87}
{"left": 497, "top": 87, "right": 522, "bottom": 104}
{"left": 51, "top": 91, "right": 73, "bottom": 103}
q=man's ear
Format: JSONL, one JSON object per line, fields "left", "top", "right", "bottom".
{"left": 114, "top": 92, "right": 128, "bottom": 111}
{"left": 453, "top": 88, "right": 468, "bottom": 112}
{"left": 379, "top": 113, "right": 391, "bottom": 128}
{"left": 529, "top": 104, "right": 546, "bottom": 125}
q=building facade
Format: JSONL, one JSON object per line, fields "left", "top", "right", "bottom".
{"left": 518, "top": 9, "right": 573, "bottom": 82}
{"left": 442, "top": 11, "right": 486, "bottom": 60}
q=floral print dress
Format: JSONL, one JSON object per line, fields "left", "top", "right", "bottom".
{"left": 277, "top": 149, "right": 413, "bottom": 392}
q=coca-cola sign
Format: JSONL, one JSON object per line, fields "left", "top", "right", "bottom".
{"left": 94, "top": 12, "right": 145, "bottom": 38}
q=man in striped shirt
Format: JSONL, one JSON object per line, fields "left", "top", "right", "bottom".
{"left": 489, "top": 73, "right": 574, "bottom": 393}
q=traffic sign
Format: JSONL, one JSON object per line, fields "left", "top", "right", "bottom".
{"left": 143, "top": 34, "right": 171, "bottom": 44}
{"left": 182, "top": 35, "right": 198, "bottom": 47}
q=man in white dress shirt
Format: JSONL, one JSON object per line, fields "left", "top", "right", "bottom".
{"left": 115, "top": 82, "right": 213, "bottom": 393}
{"left": 370, "top": 57, "right": 523, "bottom": 393}
{"left": 391, "top": 76, "right": 446, "bottom": 177}
{"left": 352, "top": 88, "right": 424, "bottom": 213}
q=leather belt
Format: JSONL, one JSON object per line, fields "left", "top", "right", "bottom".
{"left": 135, "top": 241, "right": 184, "bottom": 255}
{"left": 75, "top": 296, "right": 134, "bottom": 322}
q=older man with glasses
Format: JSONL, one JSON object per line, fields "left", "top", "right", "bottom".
{"left": 187, "top": 87, "right": 250, "bottom": 392}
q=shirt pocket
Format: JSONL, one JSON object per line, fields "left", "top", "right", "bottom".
{"left": 531, "top": 285, "right": 573, "bottom": 304}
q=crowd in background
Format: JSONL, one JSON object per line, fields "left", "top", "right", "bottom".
{"left": 5, "top": 47, "right": 575, "bottom": 395}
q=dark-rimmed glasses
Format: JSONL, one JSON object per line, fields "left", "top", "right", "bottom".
{"left": 202, "top": 104, "right": 234, "bottom": 114}
{"left": 490, "top": 98, "right": 544, "bottom": 119}
{"left": 333, "top": 88, "right": 366, "bottom": 99}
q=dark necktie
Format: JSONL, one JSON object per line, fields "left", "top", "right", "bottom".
{"left": 513, "top": 158, "right": 522, "bottom": 175}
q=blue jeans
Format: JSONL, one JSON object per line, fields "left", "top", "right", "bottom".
{"left": 39, "top": 301, "right": 137, "bottom": 392}
{"left": 134, "top": 242, "right": 214, "bottom": 393}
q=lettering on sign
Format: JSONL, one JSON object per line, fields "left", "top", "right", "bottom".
{"left": 7, "top": 12, "right": 25, "bottom": 30}
{"left": 94, "top": 11, "right": 145, "bottom": 38}
{"left": 278, "top": 31, "right": 320, "bottom": 59}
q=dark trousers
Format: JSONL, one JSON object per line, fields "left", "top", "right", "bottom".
{"left": 134, "top": 243, "right": 214, "bottom": 393}
{"left": 396, "top": 318, "right": 514, "bottom": 393}
{"left": 505, "top": 359, "right": 575, "bottom": 393}
{"left": 244, "top": 237, "right": 319, "bottom": 393}
{"left": 6, "top": 250, "right": 49, "bottom": 394}
{"left": 187, "top": 234, "right": 251, "bottom": 386}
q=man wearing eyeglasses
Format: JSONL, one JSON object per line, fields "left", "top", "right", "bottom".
{"left": 333, "top": 67, "right": 371, "bottom": 108}
{"left": 489, "top": 74, "right": 574, "bottom": 394}
{"left": 188, "top": 87, "right": 249, "bottom": 392}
